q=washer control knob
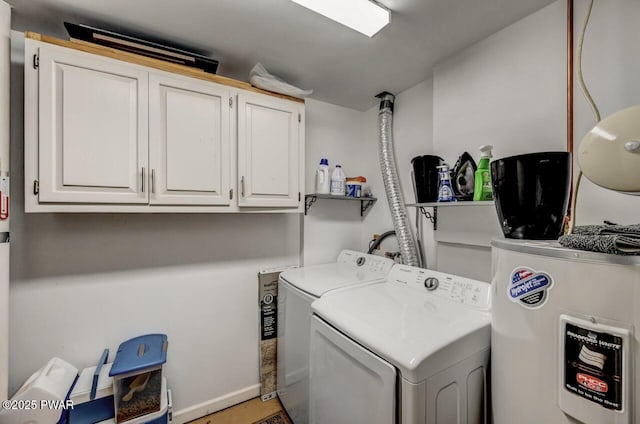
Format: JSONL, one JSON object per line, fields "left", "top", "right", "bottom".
{"left": 624, "top": 140, "right": 640, "bottom": 153}
{"left": 424, "top": 277, "right": 439, "bottom": 291}
{"left": 356, "top": 257, "right": 366, "bottom": 267}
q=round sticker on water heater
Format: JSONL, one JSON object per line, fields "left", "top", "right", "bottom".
{"left": 508, "top": 267, "right": 554, "bottom": 309}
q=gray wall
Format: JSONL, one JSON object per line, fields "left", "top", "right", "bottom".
{"left": 431, "top": 0, "right": 566, "bottom": 279}
{"left": 9, "top": 31, "right": 364, "bottom": 422}
{"left": 360, "top": 0, "right": 640, "bottom": 281}
{"left": 571, "top": 0, "right": 640, "bottom": 225}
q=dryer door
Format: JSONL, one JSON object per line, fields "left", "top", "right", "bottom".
{"left": 310, "top": 315, "right": 396, "bottom": 424}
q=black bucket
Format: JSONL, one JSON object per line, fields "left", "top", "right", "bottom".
{"left": 491, "top": 152, "right": 571, "bottom": 240}
{"left": 411, "top": 155, "right": 444, "bottom": 203}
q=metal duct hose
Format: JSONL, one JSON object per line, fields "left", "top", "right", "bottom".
{"left": 375, "top": 92, "right": 420, "bottom": 266}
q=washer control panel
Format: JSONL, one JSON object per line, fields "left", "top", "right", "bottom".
{"left": 388, "top": 264, "right": 491, "bottom": 310}
{"left": 337, "top": 250, "right": 395, "bottom": 275}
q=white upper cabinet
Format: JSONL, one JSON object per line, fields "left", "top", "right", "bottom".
{"left": 38, "top": 45, "right": 148, "bottom": 203}
{"left": 24, "top": 35, "right": 304, "bottom": 213}
{"left": 149, "top": 73, "right": 231, "bottom": 205}
{"left": 237, "top": 93, "right": 301, "bottom": 208}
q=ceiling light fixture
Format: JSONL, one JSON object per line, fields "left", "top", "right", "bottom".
{"left": 291, "top": 0, "right": 390, "bottom": 38}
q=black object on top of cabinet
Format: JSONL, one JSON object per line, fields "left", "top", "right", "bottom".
{"left": 491, "top": 152, "right": 571, "bottom": 240}
{"left": 64, "top": 22, "right": 220, "bottom": 74}
{"left": 411, "top": 155, "right": 444, "bottom": 203}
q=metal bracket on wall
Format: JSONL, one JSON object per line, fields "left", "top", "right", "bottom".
{"left": 304, "top": 194, "right": 377, "bottom": 217}
{"left": 360, "top": 199, "right": 376, "bottom": 217}
{"left": 305, "top": 195, "right": 317, "bottom": 214}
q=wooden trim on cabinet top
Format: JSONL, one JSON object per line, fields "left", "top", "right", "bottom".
{"left": 25, "top": 31, "right": 305, "bottom": 104}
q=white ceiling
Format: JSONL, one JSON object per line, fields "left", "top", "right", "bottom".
{"left": 9, "top": 0, "right": 556, "bottom": 110}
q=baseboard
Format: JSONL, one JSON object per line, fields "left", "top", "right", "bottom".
{"left": 172, "top": 384, "right": 261, "bottom": 423}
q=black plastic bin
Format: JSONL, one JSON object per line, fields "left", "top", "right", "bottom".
{"left": 411, "top": 155, "right": 444, "bottom": 203}
{"left": 491, "top": 152, "right": 571, "bottom": 240}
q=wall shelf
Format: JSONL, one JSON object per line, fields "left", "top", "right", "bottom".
{"left": 406, "top": 201, "right": 495, "bottom": 230}
{"left": 305, "top": 194, "right": 377, "bottom": 217}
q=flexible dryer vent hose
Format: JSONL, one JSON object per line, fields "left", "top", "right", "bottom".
{"left": 375, "top": 92, "right": 419, "bottom": 267}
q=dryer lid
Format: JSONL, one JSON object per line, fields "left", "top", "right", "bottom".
{"left": 311, "top": 265, "right": 491, "bottom": 383}
{"left": 280, "top": 263, "right": 384, "bottom": 297}
{"left": 279, "top": 251, "right": 394, "bottom": 298}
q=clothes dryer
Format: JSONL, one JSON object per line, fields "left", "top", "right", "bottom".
{"left": 277, "top": 250, "right": 394, "bottom": 424}
{"left": 309, "top": 264, "right": 491, "bottom": 423}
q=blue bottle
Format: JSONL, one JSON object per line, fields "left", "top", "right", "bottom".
{"left": 437, "top": 165, "right": 456, "bottom": 202}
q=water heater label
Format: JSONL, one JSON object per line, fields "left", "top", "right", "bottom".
{"left": 563, "top": 323, "right": 623, "bottom": 410}
{"left": 508, "top": 267, "right": 553, "bottom": 309}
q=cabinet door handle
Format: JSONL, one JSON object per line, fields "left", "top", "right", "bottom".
{"left": 151, "top": 168, "right": 156, "bottom": 194}
{"left": 241, "top": 176, "right": 245, "bottom": 197}
{"left": 141, "top": 167, "right": 146, "bottom": 193}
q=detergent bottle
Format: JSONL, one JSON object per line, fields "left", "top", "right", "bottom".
{"left": 330, "top": 165, "right": 346, "bottom": 196}
{"left": 437, "top": 165, "right": 456, "bottom": 202}
{"left": 315, "top": 158, "right": 330, "bottom": 194}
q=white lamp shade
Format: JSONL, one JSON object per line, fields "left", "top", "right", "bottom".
{"left": 578, "top": 105, "right": 640, "bottom": 194}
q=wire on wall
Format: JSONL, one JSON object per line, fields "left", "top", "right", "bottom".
{"left": 567, "top": 0, "right": 599, "bottom": 234}
{"left": 564, "top": 0, "right": 575, "bottom": 234}
{"left": 576, "top": 0, "right": 600, "bottom": 123}
{"left": 567, "top": 0, "right": 574, "bottom": 155}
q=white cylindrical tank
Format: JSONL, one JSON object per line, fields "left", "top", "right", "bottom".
{"left": 491, "top": 239, "right": 639, "bottom": 424}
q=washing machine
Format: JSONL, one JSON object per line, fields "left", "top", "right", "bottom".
{"left": 277, "top": 250, "right": 395, "bottom": 424}
{"left": 491, "top": 239, "right": 640, "bottom": 424}
{"left": 309, "top": 264, "right": 492, "bottom": 424}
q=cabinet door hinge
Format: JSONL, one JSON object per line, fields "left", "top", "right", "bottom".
{"left": 229, "top": 188, "right": 233, "bottom": 200}
{"left": 33, "top": 54, "right": 39, "bottom": 69}
{"left": 229, "top": 97, "right": 233, "bottom": 108}
{"left": 33, "top": 180, "right": 39, "bottom": 195}
{"left": 298, "top": 113, "right": 301, "bottom": 123}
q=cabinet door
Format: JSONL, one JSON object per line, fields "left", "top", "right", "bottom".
{"left": 38, "top": 45, "right": 148, "bottom": 203}
{"left": 149, "top": 73, "right": 231, "bottom": 205}
{"left": 237, "top": 93, "right": 300, "bottom": 208}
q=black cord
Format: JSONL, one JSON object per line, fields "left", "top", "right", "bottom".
{"left": 367, "top": 230, "right": 396, "bottom": 254}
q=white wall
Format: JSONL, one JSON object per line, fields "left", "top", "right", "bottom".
{"left": 359, "top": 79, "right": 436, "bottom": 267}
{"left": 363, "top": 0, "right": 640, "bottom": 282}
{"left": 431, "top": 0, "right": 566, "bottom": 280}
{"left": 9, "top": 0, "right": 640, "bottom": 419}
{"left": 9, "top": 32, "right": 300, "bottom": 422}
{"left": 433, "top": 1, "right": 567, "bottom": 163}
{"left": 428, "top": 0, "right": 640, "bottom": 279}
{"left": 572, "top": 0, "right": 640, "bottom": 225}
{"left": 303, "top": 99, "right": 370, "bottom": 265}
{"left": 360, "top": 1, "right": 567, "bottom": 280}
{"left": 8, "top": 31, "right": 363, "bottom": 422}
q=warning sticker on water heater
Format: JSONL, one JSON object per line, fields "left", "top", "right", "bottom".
{"left": 564, "top": 323, "right": 623, "bottom": 410}
{"left": 508, "top": 267, "right": 553, "bottom": 309}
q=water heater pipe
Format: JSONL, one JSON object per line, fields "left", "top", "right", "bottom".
{"left": 375, "top": 92, "right": 420, "bottom": 267}
{"left": 565, "top": 0, "right": 575, "bottom": 233}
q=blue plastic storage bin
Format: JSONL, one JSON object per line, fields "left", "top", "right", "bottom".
{"left": 109, "top": 334, "right": 168, "bottom": 424}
